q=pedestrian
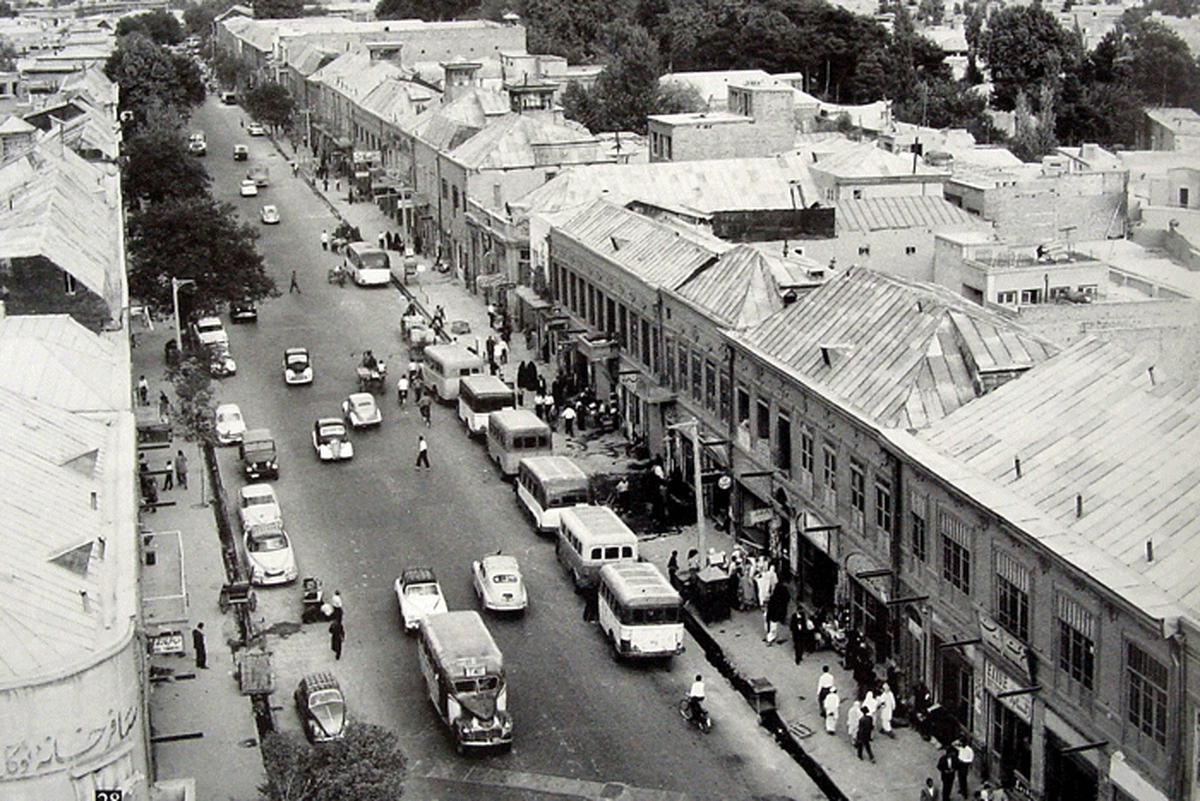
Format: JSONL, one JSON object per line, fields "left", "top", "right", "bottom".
{"left": 289, "top": 270, "right": 301, "bottom": 294}
{"left": 955, "top": 738, "right": 974, "bottom": 799}
{"left": 415, "top": 434, "right": 430, "bottom": 468}
{"left": 335, "top": 179, "right": 340, "bottom": 192}
{"left": 817, "top": 665, "right": 834, "bottom": 712}
{"left": 487, "top": 302, "right": 496, "bottom": 328}
{"left": 920, "top": 777, "right": 938, "bottom": 801}
{"left": 495, "top": 338, "right": 508, "bottom": 365}
{"left": 582, "top": 588, "right": 598, "bottom": 621}
{"left": 560, "top": 404, "right": 576, "bottom": 435}
{"left": 765, "top": 581, "right": 789, "bottom": 645}
{"left": 323, "top": 177, "right": 329, "bottom": 192}
{"left": 854, "top": 708, "right": 875, "bottom": 762}
{"left": 162, "top": 458, "right": 174, "bottom": 490}
{"left": 822, "top": 686, "right": 839, "bottom": 734}
{"left": 667, "top": 550, "right": 679, "bottom": 582}
{"left": 378, "top": 231, "right": 386, "bottom": 250}
{"left": 397, "top": 374, "right": 409, "bottom": 405}
{"left": 330, "top": 590, "right": 344, "bottom": 621}
{"left": 143, "top": 475, "right": 158, "bottom": 511}
{"left": 329, "top": 618, "right": 345, "bottom": 660}
{"left": 877, "top": 681, "right": 896, "bottom": 737}
{"left": 937, "top": 747, "right": 958, "bottom": 801}
{"left": 408, "top": 358, "right": 419, "bottom": 380}
{"left": 977, "top": 783, "right": 993, "bottom": 801}
{"left": 790, "top": 610, "right": 806, "bottom": 664}
{"left": 175, "top": 450, "right": 188, "bottom": 489}
{"left": 137, "top": 375, "right": 149, "bottom": 406}
{"left": 158, "top": 390, "right": 170, "bottom": 422}
{"left": 321, "top": 230, "right": 329, "bottom": 250}
{"left": 846, "top": 698, "right": 863, "bottom": 741}
{"left": 192, "top": 622, "right": 207, "bottom": 668}
{"left": 418, "top": 393, "right": 432, "bottom": 427}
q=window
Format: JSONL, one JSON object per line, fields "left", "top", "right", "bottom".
{"left": 1057, "top": 595, "right": 1094, "bottom": 690}
{"left": 1127, "top": 643, "right": 1168, "bottom": 747}
{"left": 910, "top": 491, "right": 927, "bottom": 562}
{"left": 850, "top": 460, "right": 866, "bottom": 513}
{"left": 756, "top": 399, "right": 770, "bottom": 440}
{"left": 776, "top": 412, "right": 792, "bottom": 473}
{"left": 994, "top": 552, "right": 1030, "bottom": 642}
{"left": 800, "top": 427, "right": 814, "bottom": 474}
{"left": 704, "top": 360, "right": 716, "bottom": 411}
{"left": 452, "top": 185, "right": 460, "bottom": 213}
{"left": 997, "top": 291, "right": 1017, "bottom": 305}
{"left": 642, "top": 320, "right": 652, "bottom": 367}
{"left": 618, "top": 305, "right": 628, "bottom": 347}
{"left": 1020, "top": 288, "right": 1042, "bottom": 304}
{"left": 736, "top": 386, "right": 751, "bottom": 428}
{"left": 853, "top": 188, "right": 863, "bottom": 199}
{"left": 718, "top": 372, "right": 730, "bottom": 423}
{"left": 678, "top": 345, "right": 688, "bottom": 389}
{"left": 875, "top": 478, "right": 893, "bottom": 533}
{"left": 905, "top": 246, "right": 917, "bottom": 255}
{"left": 664, "top": 337, "right": 675, "bottom": 386}
{"left": 940, "top": 510, "right": 971, "bottom": 595}
{"left": 63, "top": 272, "right": 77, "bottom": 295}
{"left": 629, "top": 311, "right": 639, "bottom": 357}
{"left": 858, "top": 245, "right": 871, "bottom": 256}
{"left": 691, "top": 353, "right": 703, "bottom": 401}
{"left": 822, "top": 445, "right": 837, "bottom": 490}
{"left": 441, "top": 178, "right": 448, "bottom": 199}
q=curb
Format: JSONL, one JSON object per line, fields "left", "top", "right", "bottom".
{"left": 682, "top": 607, "right": 850, "bottom": 801}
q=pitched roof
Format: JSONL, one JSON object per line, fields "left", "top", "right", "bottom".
{"left": 919, "top": 338, "right": 1200, "bottom": 619}
{"left": 730, "top": 268, "right": 1059, "bottom": 428}
{"left": 675, "top": 244, "right": 788, "bottom": 329}
{"left": 555, "top": 199, "right": 727, "bottom": 290}
{"left": 811, "top": 142, "right": 950, "bottom": 180}
{"left": 449, "top": 113, "right": 608, "bottom": 171}
{"left": 0, "top": 315, "right": 126, "bottom": 411}
{"left": 836, "top": 196, "right": 979, "bottom": 232}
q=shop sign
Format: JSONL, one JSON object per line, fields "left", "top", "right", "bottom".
{"left": 984, "top": 659, "right": 1032, "bottom": 723}
{"left": 149, "top": 629, "right": 185, "bottom": 655}
{"left": 745, "top": 507, "right": 773, "bottom": 525}
{"left": 978, "top": 610, "right": 1031, "bottom": 680}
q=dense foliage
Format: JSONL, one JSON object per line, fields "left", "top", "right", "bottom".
{"left": 106, "top": 32, "right": 205, "bottom": 126}
{"left": 116, "top": 10, "right": 185, "bottom": 45}
{"left": 259, "top": 723, "right": 407, "bottom": 801}
{"left": 122, "top": 106, "right": 212, "bottom": 204}
{"left": 243, "top": 82, "right": 297, "bottom": 130}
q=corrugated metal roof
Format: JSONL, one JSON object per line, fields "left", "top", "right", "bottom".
{"left": 556, "top": 199, "right": 726, "bottom": 290}
{"left": 811, "top": 142, "right": 950, "bottom": 179}
{"left": 675, "top": 245, "right": 786, "bottom": 329}
{"left": 0, "top": 315, "right": 125, "bottom": 411}
{"left": 731, "top": 268, "right": 1059, "bottom": 428}
{"left": 836, "top": 196, "right": 978, "bottom": 232}
{"left": 450, "top": 114, "right": 610, "bottom": 171}
{"left": 920, "top": 338, "right": 1200, "bottom": 618}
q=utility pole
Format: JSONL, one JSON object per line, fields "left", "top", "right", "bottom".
{"left": 172, "top": 278, "right": 195, "bottom": 355}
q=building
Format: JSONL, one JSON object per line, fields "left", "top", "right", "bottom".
{"left": 647, "top": 82, "right": 797, "bottom": 162}
{"left": 808, "top": 142, "right": 951, "bottom": 203}
{"left": 1138, "top": 108, "right": 1200, "bottom": 154}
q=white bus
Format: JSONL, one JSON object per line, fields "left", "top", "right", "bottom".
{"left": 343, "top": 242, "right": 391, "bottom": 286}
{"left": 458, "top": 375, "right": 515, "bottom": 435}
{"left": 417, "top": 611, "right": 513, "bottom": 753}
{"left": 555, "top": 505, "right": 638, "bottom": 591}
{"left": 423, "top": 344, "right": 485, "bottom": 401}
{"left": 597, "top": 562, "right": 684, "bottom": 660}
{"left": 515, "top": 456, "right": 590, "bottom": 535}
{"left": 487, "top": 409, "right": 552, "bottom": 476}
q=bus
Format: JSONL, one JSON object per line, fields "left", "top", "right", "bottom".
{"left": 417, "top": 611, "right": 513, "bottom": 753}
{"left": 556, "top": 505, "right": 638, "bottom": 591}
{"left": 458, "top": 375, "right": 515, "bottom": 435}
{"left": 423, "top": 344, "right": 485, "bottom": 401}
{"left": 597, "top": 562, "right": 684, "bottom": 660}
{"left": 515, "top": 456, "right": 590, "bottom": 535}
{"left": 343, "top": 242, "right": 391, "bottom": 287}
{"left": 487, "top": 409, "right": 552, "bottom": 476}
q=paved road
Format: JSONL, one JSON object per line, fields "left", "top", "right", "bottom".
{"left": 192, "top": 99, "right": 816, "bottom": 801}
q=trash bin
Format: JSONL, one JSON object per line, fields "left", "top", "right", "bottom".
{"left": 748, "top": 678, "right": 777, "bottom": 716}
{"left": 693, "top": 566, "right": 734, "bottom": 623}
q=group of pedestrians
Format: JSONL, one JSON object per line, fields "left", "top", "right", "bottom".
{"left": 139, "top": 449, "right": 189, "bottom": 508}
{"left": 813, "top": 664, "right": 897, "bottom": 764}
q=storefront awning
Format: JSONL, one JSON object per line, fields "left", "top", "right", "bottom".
{"left": 515, "top": 285, "right": 551, "bottom": 311}
{"left": 476, "top": 273, "right": 512, "bottom": 290}
{"left": 845, "top": 551, "right": 891, "bottom": 603}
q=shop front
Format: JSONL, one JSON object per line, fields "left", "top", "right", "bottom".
{"left": 983, "top": 658, "right": 1035, "bottom": 796}
{"left": 618, "top": 370, "right": 674, "bottom": 457}
{"left": 796, "top": 512, "right": 839, "bottom": 612}
{"left": 845, "top": 551, "right": 893, "bottom": 662}
{"left": 565, "top": 332, "right": 619, "bottom": 403}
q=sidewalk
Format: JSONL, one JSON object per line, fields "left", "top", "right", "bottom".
{"left": 286, "top": 154, "right": 957, "bottom": 801}
{"left": 136, "top": 324, "right": 265, "bottom": 800}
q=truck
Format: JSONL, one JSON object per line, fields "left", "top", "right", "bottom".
{"left": 248, "top": 166, "right": 269, "bottom": 187}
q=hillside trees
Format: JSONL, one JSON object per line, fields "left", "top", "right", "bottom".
{"left": 106, "top": 32, "right": 205, "bottom": 125}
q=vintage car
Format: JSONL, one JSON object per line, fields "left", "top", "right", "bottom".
{"left": 215, "top": 403, "right": 246, "bottom": 445}
{"left": 260, "top": 205, "right": 280, "bottom": 225}
{"left": 208, "top": 343, "right": 237, "bottom": 377}
{"left": 342, "top": 392, "right": 382, "bottom": 428}
{"left": 471, "top": 554, "right": 527, "bottom": 613}
{"left": 294, "top": 672, "right": 346, "bottom": 743}
{"left": 311, "top": 417, "right": 353, "bottom": 461}
{"left": 191, "top": 315, "right": 228, "bottom": 349}
{"left": 248, "top": 122, "right": 266, "bottom": 137}
{"left": 239, "top": 179, "right": 259, "bottom": 197}
{"left": 232, "top": 144, "right": 249, "bottom": 161}
{"left": 393, "top": 567, "right": 447, "bottom": 632}
{"left": 230, "top": 299, "right": 257, "bottom": 323}
{"left": 243, "top": 521, "right": 297, "bottom": 585}
{"left": 283, "top": 347, "right": 313, "bottom": 385}
{"left": 238, "top": 483, "right": 282, "bottom": 532}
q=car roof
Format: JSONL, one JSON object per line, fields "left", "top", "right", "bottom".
{"left": 401, "top": 566, "right": 438, "bottom": 585}
{"left": 285, "top": 347, "right": 309, "bottom": 356}
{"left": 197, "top": 316, "right": 222, "bottom": 325}
{"left": 263, "top": 204, "right": 277, "bottom": 211}
{"left": 300, "top": 671, "right": 341, "bottom": 694}
{"left": 216, "top": 403, "right": 241, "bottom": 414}
{"left": 348, "top": 392, "right": 373, "bottom": 403}
{"left": 316, "top": 417, "right": 344, "bottom": 426}
{"left": 240, "top": 483, "right": 275, "bottom": 498}
{"left": 482, "top": 554, "right": 520, "bottom": 573}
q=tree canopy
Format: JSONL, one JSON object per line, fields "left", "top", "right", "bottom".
{"left": 116, "top": 10, "right": 185, "bottom": 45}
{"left": 106, "top": 33, "right": 206, "bottom": 124}
{"left": 375, "top": 0, "right": 478, "bottom": 21}
{"left": 122, "top": 105, "right": 212, "bottom": 204}
{"left": 254, "top": 0, "right": 305, "bottom": 19}
{"left": 244, "top": 82, "right": 296, "bottom": 129}
{"left": 259, "top": 722, "right": 407, "bottom": 801}
{"left": 983, "top": 5, "right": 1079, "bottom": 111}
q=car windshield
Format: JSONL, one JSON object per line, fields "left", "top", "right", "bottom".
{"left": 287, "top": 355, "right": 309, "bottom": 367}
{"left": 198, "top": 321, "right": 221, "bottom": 333}
{"left": 243, "top": 494, "right": 274, "bottom": 507}
{"left": 309, "top": 689, "right": 344, "bottom": 710}
{"left": 248, "top": 533, "right": 287, "bottom": 552}
{"left": 406, "top": 584, "right": 439, "bottom": 596}
{"left": 220, "top": 411, "right": 242, "bottom": 424}
{"left": 492, "top": 573, "right": 519, "bottom": 584}
{"left": 318, "top": 424, "right": 345, "bottom": 439}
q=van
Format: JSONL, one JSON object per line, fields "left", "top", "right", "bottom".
{"left": 486, "top": 409, "right": 552, "bottom": 476}
{"left": 343, "top": 242, "right": 391, "bottom": 287}
{"left": 240, "top": 429, "right": 278, "bottom": 480}
{"left": 515, "top": 456, "right": 589, "bottom": 535}
{"left": 555, "top": 505, "right": 638, "bottom": 591}
{"left": 221, "top": 91, "right": 237, "bottom": 105}
{"left": 422, "top": 344, "right": 484, "bottom": 401}
{"left": 458, "top": 374, "right": 515, "bottom": 435}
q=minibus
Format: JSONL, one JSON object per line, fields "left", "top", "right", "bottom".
{"left": 422, "top": 344, "right": 485, "bottom": 401}
{"left": 555, "top": 505, "right": 638, "bottom": 591}
{"left": 343, "top": 242, "right": 391, "bottom": 287}
{"left": 597, "top": 562, "right": 684, "bottom": 660}
{"left": 458, "top": 374, "right": 515, "bottom": 435}
{"left": 417, "top": 611, "right": 513, "bottom": 753}
{"left": 487, "top": 409, "right": 552, "bottom": 476}
{"left": 515, "top": 456, "right": 590, "bottom": 535}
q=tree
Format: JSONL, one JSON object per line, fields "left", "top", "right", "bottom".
{"left": 167, "top": 354, "right": 217, "bottom": 445}
{"left": 106, "top": 33, "right": 206, "bottom": 122}
{"left": 0, "top": 40, "right": 16, "bottom": 70}
{"left": 116, "top": 10, "right": 185, "bottom": 45}
{"left": 244, "top": 82, "right": 296, "bottom": 130}
{"left": 259, "top": 722, "right": 407, "bottom": 801}
{"left": 917, "top": 0, "right": 944, "bottom": 26}
{"left": 1009, "top": 85, "right": 1058, "bottom": 162}
{"left": 656, "top": 79, "right": 706, "bottom": 114}
{"left": 183, "top": 0, "right": 227, "bottom": 38}
{"left": 576, "top": 23, "right": 663, "bottom": 133}
{"left": 254, "top": 0, "right": 305, "bottom": 19}
{"left": 126, "top": 195, "right": 277, "bottom": 317}
{"left": 122, "top": 104, "right": 212, "bottom": 204}
{"left": 1125, "top": 19, "right": 1200, "bottom": 107}
{"left": 983, "top": 5, "right": 1076, "bottom": 110}
{"left": 375, "top": 0, "right": 477, "bottom": 20}
{"left": 0, "top": 1, "right": 16, "bottom": 17}
{"left": 893, "top": 78, "right": 1004, "bottom": 141}
{"left": 524, "top": 0, "right": 637, "bottom": 62}
{"left": 212, "top": 48, "right": 255, "bottom": 91}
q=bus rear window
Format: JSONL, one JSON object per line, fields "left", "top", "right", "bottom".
{"left": 453, "top": 676, "right": 499, "bottom": 693}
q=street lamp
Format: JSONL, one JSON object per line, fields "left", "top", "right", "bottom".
{"left": 172, "top": 278, "right": 196, "bottom": 355}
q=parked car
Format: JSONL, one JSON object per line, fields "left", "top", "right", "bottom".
{"left": 312, "top": 418, "right": 353, "bottom": 461}
{"left": 394, "top": 567, "right": 447, "bottom": 632}
{"left": 215, "top": 403, "right": 246, "bottom": 445}
{"left": 238, "top": 483, "right": 281, "bottom": 532}
{"left": 248, "top": 122, "right": 266, "bottom": 137}
{"left": 472, "top": 554, "right": 527, "bottom": 613}
{"left": 260, "top": 205, "right": 280, "bottom": 224}
{"left": 230, "top": 299, "right": 257, "bottom": 323}
{"left": 342, "top": 392, "right": 382, "bottom": 428}
{"left": 243, "top": 521, "right": 297, "bottom": 585}
{"left": 240, "top": 179, "right": 259, "bottom": 197}
{"left": 191, "top": 315, "right": 228, "bottom": 349}
{"left": 240, "top": 429, "right": 278, "bottom": 480}
{"left": 233, "top": 144, "right": 249, "bottom": 161}
{"left": 294, "top": 672, "right": 346, "bottom": 743}
{"left": 283, "top": 347, "right": 313, "bottom": 385}
{"left": 188, "top": 133, "right": 207, "bottom": 156}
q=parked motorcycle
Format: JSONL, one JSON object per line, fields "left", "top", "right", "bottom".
{"left": 678, "top": 697, "right": 713, "bottom": 733}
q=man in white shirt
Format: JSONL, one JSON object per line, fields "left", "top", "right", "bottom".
{"left": 817, "top": 665, "right": 835, "bottom": 712}
{"left": 687, "top": 674, "right": 706, "bottom": 721}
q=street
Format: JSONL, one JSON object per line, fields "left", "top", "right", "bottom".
{"left": 192, "top": 99, "right": 817, "bottom": 800}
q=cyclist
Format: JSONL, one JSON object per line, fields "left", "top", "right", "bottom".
{"left": 687, "top": 674, "right": 707, "bottom": 722}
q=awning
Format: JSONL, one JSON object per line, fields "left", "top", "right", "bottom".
{"left": 618, "top": 371, "right": 675, "bottom": 404}
{"left": 476, "top": 273, "right": 512, "bottom": 289}
{"left": 845, "top": 551, "right": 891, "bottom": 603}
{"left": 515, "top": 285, "right": 550, "bottom": 311}
{"left": 1109, "top": 751, "right": 1169, "bottom": 801}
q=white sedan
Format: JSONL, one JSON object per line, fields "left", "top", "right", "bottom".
{"left": 312, "top": 418, "right": 353, "bottom": 461}
{"left": 261, "top": 205, "right": 280, "bottom": 224}
{"left": 394, "top": 567, "right": 447, "bottom": 632}
{"left": 240, "top": 179, "right": 259, "bottom": 197}
{"left": 283, "top": 347, "right": 313, "bottom": 385}
{"left": 244, "top": 522, "right": 297, "bottom": 585}
{"left": 342, "top": 393, "right": 382, "bottom": 428}
{"left": 472, "top": 554, "right": 527, "bottom": 613}
{"left": 215, "top": 403, "right": 246, "bottom": 444}
{"left": 248, "top": 122, "right": 266, "bottom": 136}
{"left": 238, "top": 483, "right": 281, "bottom": 532}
